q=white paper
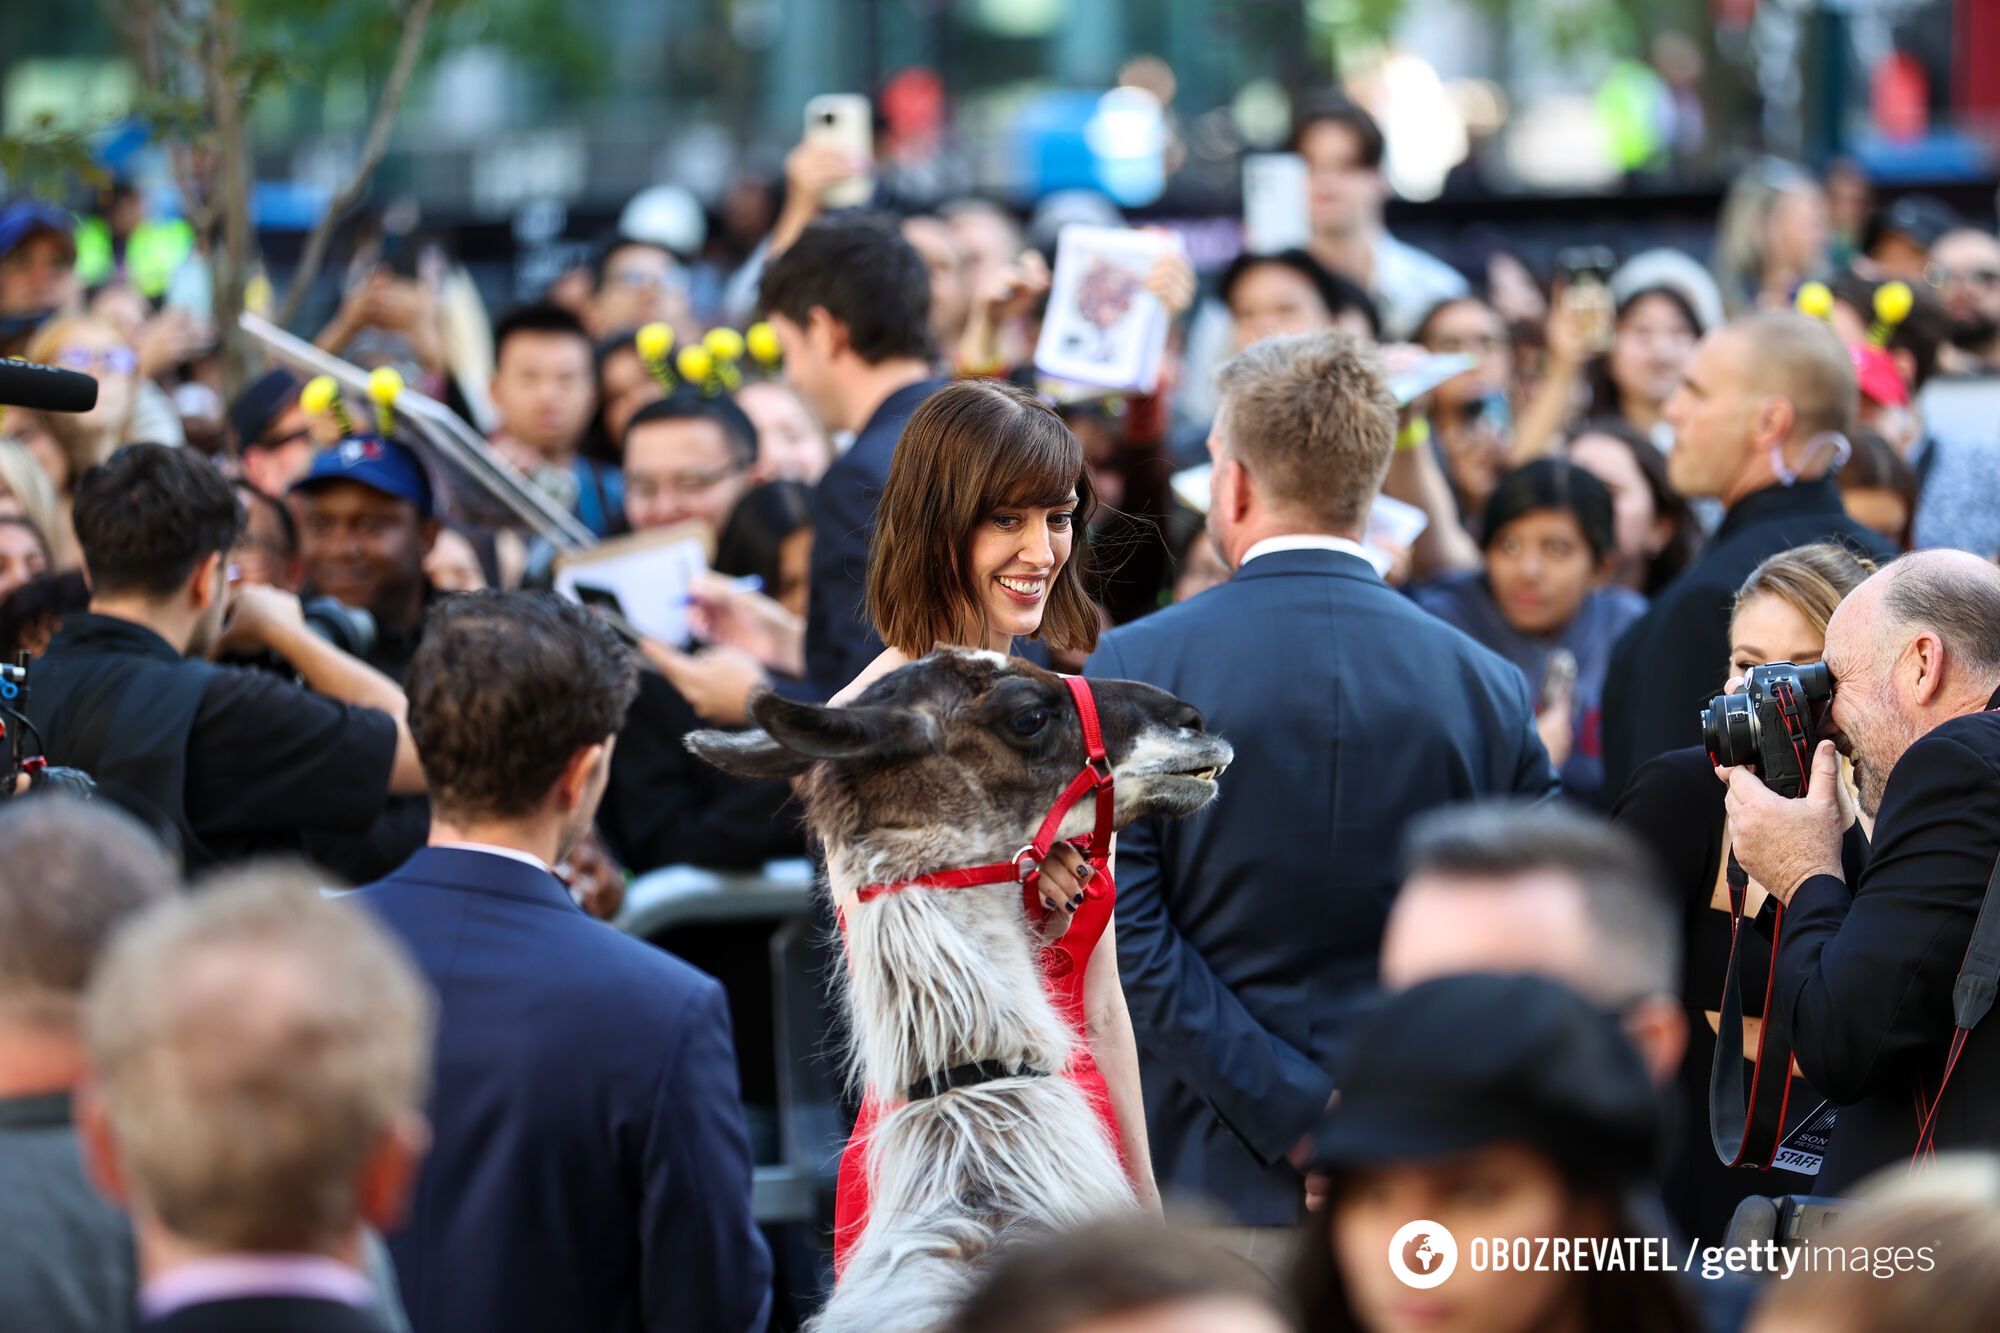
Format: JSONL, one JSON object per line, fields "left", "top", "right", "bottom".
{"left": 1387, "top": 352, "right": 1478, "bottom": 406}
{"left": 553, "top": 529, "right": 709, "bottom": 647}
{"left": 1242, "top": 153, "right": 1311, "bottom": 254}
{"left": 1034, "top": 225, "right": 1179, "bottom": 392}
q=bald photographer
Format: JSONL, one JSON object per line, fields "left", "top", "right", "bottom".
{"left": 1722, "top": 550, "right": 2000, "bottom": 1187}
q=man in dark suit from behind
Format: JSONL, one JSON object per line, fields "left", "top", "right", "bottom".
{"left": 77, "top": 867, "right": 433, "bottom": 1333}
{"left": 1085, "top": 330, "right": 1558, "bottom": 1245}
{"left": 1725, "top": 550, "right": 2000, "bottom": 1189}
{"left": 1598, "top": 311, "right": 1896, "bottom": 801}
{"left": 353, "top": 591, "right": 771, "bottom": 1333}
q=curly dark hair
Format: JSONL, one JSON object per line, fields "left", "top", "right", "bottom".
{"left": 406, "top": 591, "right": 639, "bottom": 821}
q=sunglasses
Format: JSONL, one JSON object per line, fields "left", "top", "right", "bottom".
{"left": 1926, "top": 263, "right": 2000, "bottom": 291}
{"left": 54, "top": 345, "right": 138, "bottom": 376}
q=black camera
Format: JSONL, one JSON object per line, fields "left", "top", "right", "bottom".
{"left": 303, "top": 596, "right": 378, "bottom": 660}
{"left": 0, "top": 655, "right": 96, "bottom": 801}
{"left": 1700, "top": 661, "right": 1834, "bottom": 799}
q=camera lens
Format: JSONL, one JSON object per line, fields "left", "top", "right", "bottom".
{"left": 1700, "top": 690, "right": 1762, "bottom": 768}
{"left": 1795, "top": 660, "right": 1833, "bottom": 703}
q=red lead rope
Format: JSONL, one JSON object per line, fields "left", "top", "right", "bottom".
{"left": 854, "top": 674, "right": 1115, "bottom": 916}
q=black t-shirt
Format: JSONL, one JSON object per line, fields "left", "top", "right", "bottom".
{"left": 37, "top": 613, "right": 398, "bottom": 866}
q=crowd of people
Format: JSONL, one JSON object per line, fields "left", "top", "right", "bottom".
{"left": 5, "top": 89, "right": 2000, "bottom": 1333}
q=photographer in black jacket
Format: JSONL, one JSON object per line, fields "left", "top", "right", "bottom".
{"left": 1723, "top": 549, "right": 2000, "bottom": 1188}
{"left": 27, "top": 443, "right": 424, "bottom": 869}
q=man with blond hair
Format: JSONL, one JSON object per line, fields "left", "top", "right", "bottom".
{"left": 78, "top": 868, "right": 432, "bottom": 1333}
{"left": 1084, "top": 330, "right": 1556, "bottom": 1244}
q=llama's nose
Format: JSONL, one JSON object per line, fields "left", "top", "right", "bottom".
{"left": 1170, "top": 701, "right": 1204, "bottom": 732}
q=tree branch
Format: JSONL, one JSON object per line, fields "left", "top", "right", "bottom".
{"left": 274, "top": 0, "right": 438, "bottom": 329}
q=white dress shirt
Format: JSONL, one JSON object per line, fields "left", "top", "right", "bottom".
{"left": 1239, "top": 533, "right": 1391, "bottom": 577}
{"left": 432, "top": 842, "right": 553, "bottom": 874}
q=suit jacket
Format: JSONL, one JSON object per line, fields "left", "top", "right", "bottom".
{"left": 1084, "top": 547, "right": 1560, "bottom": 1223}
{"left": 1598, "top": 480, "right": 1895, "bottom": 803}
{"left": 141, "top": 1296, "right": 388, "bottom": 1333}
{"left": 801, "top": 378, "right": 947, "bottom": 697}
{"left": 1613, "top": 747, "right": 1869, "bottom": 1242}
{"left": 1769, "top": 694, "right": 2000, "bottom": 1191}
{"left": 353, "top": 848, "right": 771, "bottom": 1333}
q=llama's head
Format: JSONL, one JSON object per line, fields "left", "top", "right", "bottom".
{"left": 688, "top": 650, "right": 1232, "bottom": 865}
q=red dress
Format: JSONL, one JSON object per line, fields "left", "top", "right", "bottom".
{"left": 830, "top": 874, "right": 1125, "bottom": 1278}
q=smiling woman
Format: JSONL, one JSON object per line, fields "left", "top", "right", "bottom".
{"left": 826, "top": 376, "right": 1167, "bottom": 1276}
{"left": 864, "top": 377, "right": 1098, "bottom": 661}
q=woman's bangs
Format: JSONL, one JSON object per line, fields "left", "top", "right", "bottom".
{"left": 985, "top": 415, "right": 1083, "bottom": 512}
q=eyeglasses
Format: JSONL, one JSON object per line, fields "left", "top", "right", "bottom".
{"left": 1428, "top": 334, "right": 1508, "bottom": 355}
{"left": 629, "top": 465, "right": 743, "bottom": 496}
{"left": 54, "top": 345, "right": 138, "bottom": 376}
{"left": 255, "top": 426, "right": 312, "bottom": 451}
{"left": 1925, "top": 262, "right": 2000, "bottom": 292}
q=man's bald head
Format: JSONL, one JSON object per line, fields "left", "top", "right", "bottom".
{"left": 1824, "top": 550, "right": 2000, "bottom": 814}
{"left": 1880, "top": 551, "right": 2000, "bottom": 673}
{"left": 1728, "top": 310, "right": 1857, "bottom": 444}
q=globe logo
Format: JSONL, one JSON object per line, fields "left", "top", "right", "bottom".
{"left": 1387, "top": 1219, "right": 1458, "bottom": 1289}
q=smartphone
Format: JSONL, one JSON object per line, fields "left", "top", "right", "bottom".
{"left": 1555, "top": 245, "right": 1617, "bottom": 287}
{"left": 805, "top": 94, "right": 874, "bottom": 209}
{"left": 1242, "top": 153, "right": 1311, "bottom": 254}
{"left": 1540, "top": 649, "right": 1579, "bottom": 711}
{"left": 571, "top": 583, "right": 646, "bottom": 648}
{"left": 1555, "top": 246, "right": 1617, "bottom": 355}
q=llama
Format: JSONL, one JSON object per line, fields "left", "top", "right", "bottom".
{"left": 689, "top": 650, "right": 1232, "bottom": 1332}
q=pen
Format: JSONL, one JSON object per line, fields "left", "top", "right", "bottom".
{"left": 682, "top": 573, "right": 763, "bottom": 605}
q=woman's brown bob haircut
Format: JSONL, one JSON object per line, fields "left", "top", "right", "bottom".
{"left": 867, "top": 379, "right": 1097, "bottom": 657}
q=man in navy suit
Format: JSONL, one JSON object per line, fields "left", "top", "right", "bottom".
{"left": 651, "top": 214, "right": 945, "bottom": 723}
{"left": 758, "top": 213, "right": 945, "bottom": 698}
{"left": 1086, "top": 331, "right": 1558, "bottom": 1238}
{"left": 354, "top": 592, "right": 771, "bottom": 1333}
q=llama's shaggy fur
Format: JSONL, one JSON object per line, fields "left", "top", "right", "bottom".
{"left": 689, "top": 652, "right": 1231, "bottom": 1332}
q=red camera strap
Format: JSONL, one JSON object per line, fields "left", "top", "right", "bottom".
{"left": 1709, "top": 688, "right": 1815, "bottom": 1171}
{"left": 853, "top": 674, "right": 1115, "bottom": 912}
{"left": 1912, "top": 844, "right": 2000, "bottom": 1167}
{"left": 1709, "top": 853, "right": 1797, "bottom": 1170}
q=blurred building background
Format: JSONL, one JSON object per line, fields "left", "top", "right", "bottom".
{"left": 4, "top": 0, "right": 1994, "bottom": 316}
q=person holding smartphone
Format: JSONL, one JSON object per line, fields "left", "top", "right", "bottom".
{"left": 1413, "top": 459, "right": 1644, "bottom": 801}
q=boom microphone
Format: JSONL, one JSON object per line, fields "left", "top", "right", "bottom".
{"left": 0, "top": 359, "right": 99, "bottom": 413}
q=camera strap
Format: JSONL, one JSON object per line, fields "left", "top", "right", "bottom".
{"left": 1710, "top": 850, "right": 1798, "bottom": 1169}
{"left": 1911, "top": 847, "right": 2000, "bottom": 1166}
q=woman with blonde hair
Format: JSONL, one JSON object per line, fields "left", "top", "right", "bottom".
{"left": 1613, "top": 540, "right": 1877, "bottom": 1245}
{"left": 1713, "top": 159, "right": 1832, "bottom": 315}
{"left": 23, "top": 315, "right": 146, "bottom": 476}
{"left": 0, "top": 437, "right": 64, "bottom": 567}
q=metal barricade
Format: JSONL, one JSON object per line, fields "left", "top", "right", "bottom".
{"left": 616, "top": 859, "right": 840, "bottom": 1226}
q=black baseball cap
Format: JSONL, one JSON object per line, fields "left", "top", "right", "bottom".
{"left": 229, "top": 369, "right": 303, "bottom": 451}
{"left": 1867, "top": 194, "right": 1962, "bottom": 256}
{"left": 1311, "top": 973, "right": 1662, "bottom": 1187}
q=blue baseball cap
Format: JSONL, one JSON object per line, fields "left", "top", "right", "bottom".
{"left": 0, "top": 200, "right": 76, "bottom": 261}
{"left": 290, "top": 436, "right": 434, "bottom": 518}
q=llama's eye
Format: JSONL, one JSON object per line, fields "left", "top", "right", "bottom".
{"left": 1009, "top": 708, "right": 1051, "bottom": 738}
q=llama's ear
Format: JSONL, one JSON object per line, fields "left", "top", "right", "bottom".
{"left": 684, "top": 727, "right": 817, "bottom": 779}
{"left": 750, "top": 691, "right": 936, "bottom": 763}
